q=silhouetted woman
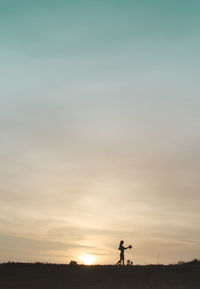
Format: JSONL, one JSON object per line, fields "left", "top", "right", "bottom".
{"left": 116, "top": 240, "right": 132, "bottom": 265}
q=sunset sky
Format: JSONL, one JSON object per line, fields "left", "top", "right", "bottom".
{"left": 0, "top": 0, "right": 200, "bottom": 265}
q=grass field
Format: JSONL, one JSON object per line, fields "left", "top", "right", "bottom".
{"left": 0, "top": 262, "right": 200, "bottom": 289}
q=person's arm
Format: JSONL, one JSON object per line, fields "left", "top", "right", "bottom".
{"left": 125, "top": 245, "right": 132, "bottom": 249}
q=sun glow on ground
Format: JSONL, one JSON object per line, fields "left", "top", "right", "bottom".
{"left": 80, "top": 254, "right": 95, "bottom": 265}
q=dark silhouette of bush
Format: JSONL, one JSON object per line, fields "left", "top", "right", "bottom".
{"left": 69, "top": 260, "right": 78, "bottom": 266}
{"left": 177, "top": 258, "right": 200, "bottom": 266}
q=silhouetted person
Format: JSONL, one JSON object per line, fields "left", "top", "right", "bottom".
{"left": 116, "top": 240, "right": 132, "bottom": 265}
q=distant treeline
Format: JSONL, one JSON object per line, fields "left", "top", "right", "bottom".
{"left": 1, "top": 258, "right": 200, "bottom": 267}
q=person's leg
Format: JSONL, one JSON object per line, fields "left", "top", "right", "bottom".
{"left": 117, "top": 253, "right": 123, "bottom": 265}
{"left": 116, "top": 254, "right": 122, "bottom": 265}
{"left": 116, "top": 259, "right": 121, "bottom": 265}
{"left": 120, "top": 253, "right": 123, "bottom": 265}
{"left": 122, "top": 254, "right": 124, "bottom": 265}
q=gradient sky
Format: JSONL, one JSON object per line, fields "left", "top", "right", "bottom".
{"left": 0, "top": 0, "right": 200, "bottom": 265}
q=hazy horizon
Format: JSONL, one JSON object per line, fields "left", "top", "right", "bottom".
{"left": 0, "top": 0, "right": 200, "bottom": 265}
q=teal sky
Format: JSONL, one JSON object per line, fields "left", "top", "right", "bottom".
{"left": 0, "top": 0, "right": 200, "bottom": 264}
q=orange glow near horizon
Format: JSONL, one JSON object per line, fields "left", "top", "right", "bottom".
{"left": 80, "top": 254, "right": 95, "bottom": 265}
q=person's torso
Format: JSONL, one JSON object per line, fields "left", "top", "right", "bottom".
{"left": 120, "top": 245, "right": 125, "bottom": 253}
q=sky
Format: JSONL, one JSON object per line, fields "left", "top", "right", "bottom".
{"left": 0, "top": 0, "right": 200, "bottom": 265}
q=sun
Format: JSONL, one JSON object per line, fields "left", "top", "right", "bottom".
{"left": 80, "top": 254, "right": 95, "bottom": 265}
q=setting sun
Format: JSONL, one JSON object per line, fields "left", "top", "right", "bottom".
{"left": 80, "top": 254, "right": 95, "bottom": 265}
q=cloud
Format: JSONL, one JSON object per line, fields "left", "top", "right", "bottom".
{"left": 0, "top": 233, "right": 94, "bottom": 253}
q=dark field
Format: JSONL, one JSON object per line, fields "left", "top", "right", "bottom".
{"left": 0, "top": 262, "right": 200, "bottom": 289}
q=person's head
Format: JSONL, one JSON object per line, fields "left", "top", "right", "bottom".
{"left": 119, "top": 240, "right": 124, "bottom": 247}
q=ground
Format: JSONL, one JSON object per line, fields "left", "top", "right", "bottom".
{"left": 0, "top": 262, "right": 200, "bottom": 289}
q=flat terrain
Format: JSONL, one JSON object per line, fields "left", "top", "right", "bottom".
{"left": 0, "top": 263, "right": 200, "bottom": 289}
